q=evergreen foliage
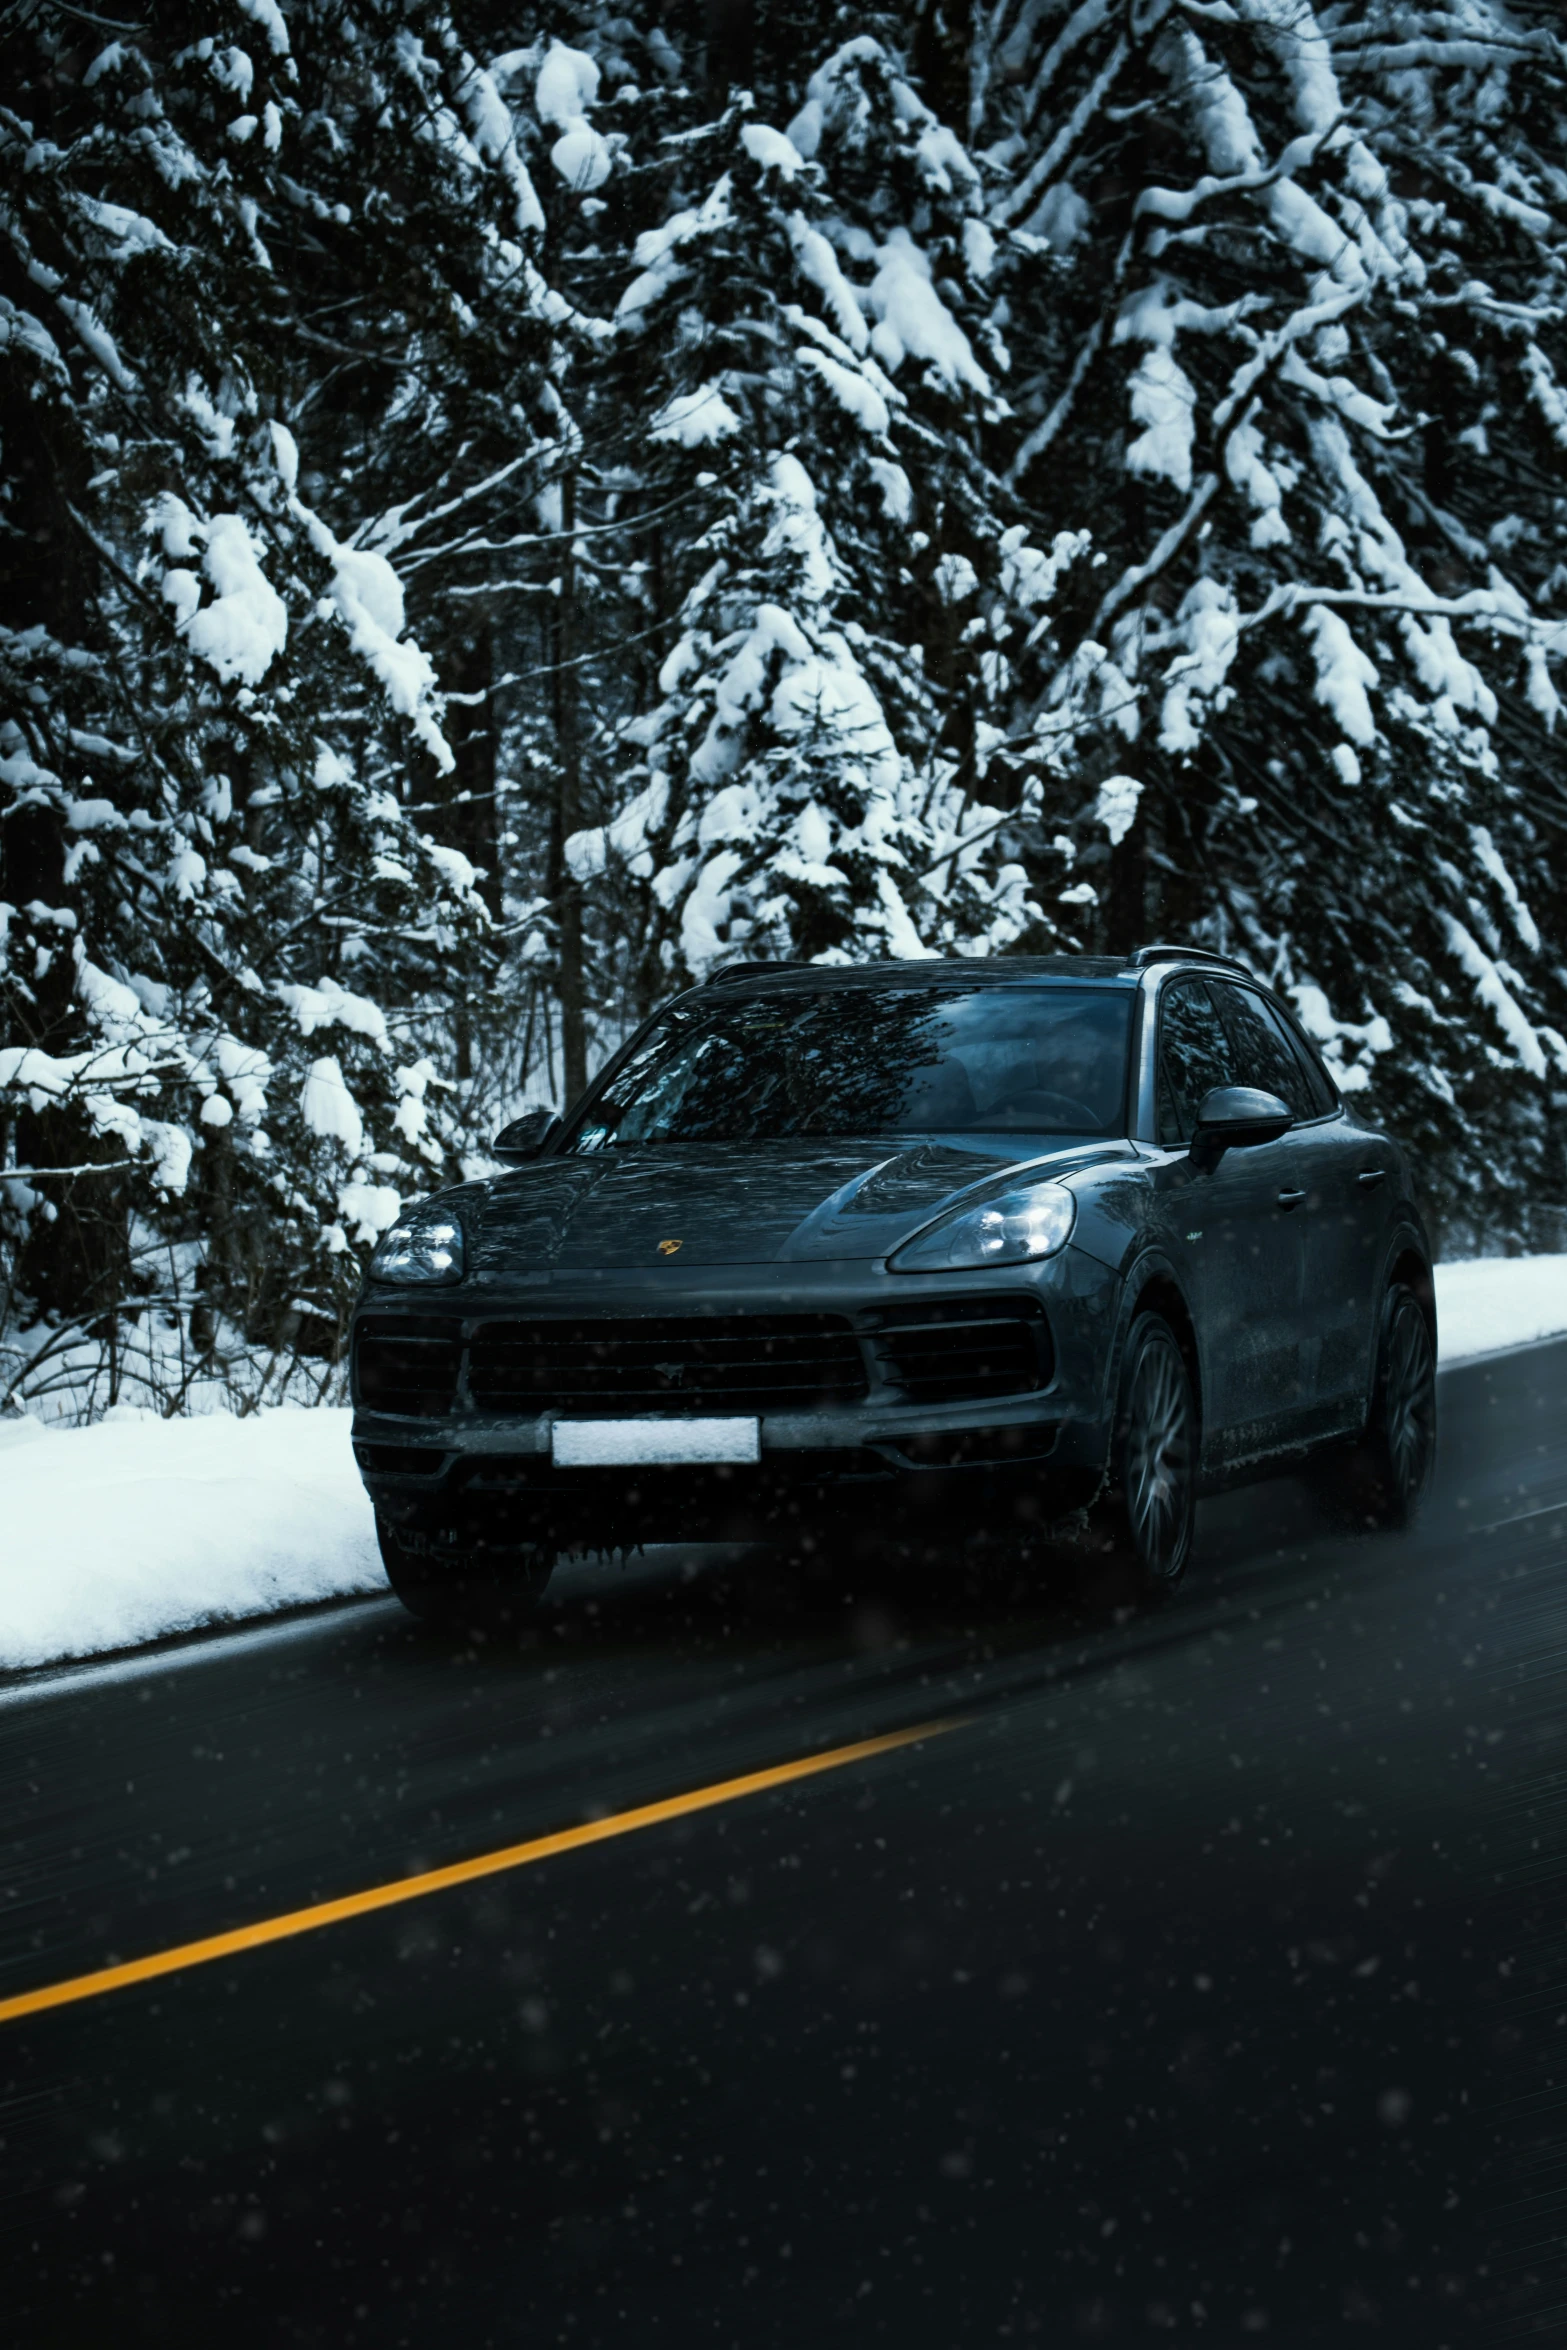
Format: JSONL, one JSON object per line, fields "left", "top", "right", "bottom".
{"left": 2, "top": 0, "right": 1563, "bottom": 1413}
{"left": 569, "top": 38, "right": 1096, "bottom": 997}
{"left": 1, "top": 3, "right": 518, "bottom": 1407}
{"left": 979, "top": 0, "right": 1567, "bottom": 1238}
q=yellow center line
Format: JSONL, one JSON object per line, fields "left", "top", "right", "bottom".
{"left": 0, "top": 1720, "right": 954, "bottom": 2029}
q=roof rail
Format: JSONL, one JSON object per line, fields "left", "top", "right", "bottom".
{"left": 1129, "top": 943, "right": 1252, "bottom": 975}
{"left": 703, "top": 958, "right": 808, "bottom": 985}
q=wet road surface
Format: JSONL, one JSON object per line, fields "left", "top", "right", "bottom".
{"left": 2, "top": 1340, "right": 1565, "bottom": 2345}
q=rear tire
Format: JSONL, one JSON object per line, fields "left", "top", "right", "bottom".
{"left": 377, "top": 1517, "right": 554, "bottom": 1630}
{"left": 1104, "top": 1312, "right": 1198, "bottom": 1594}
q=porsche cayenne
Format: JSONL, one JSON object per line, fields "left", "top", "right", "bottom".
{"left": 351, "top": 948, "right": 1437, "bottom": 1622}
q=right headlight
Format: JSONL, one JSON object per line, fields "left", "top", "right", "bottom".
{"left": 888, "top": 1182, "right": 1075, "bottom": 1273}
{"left": 369, "top": 1214, "right": 465, "bottom": 1285}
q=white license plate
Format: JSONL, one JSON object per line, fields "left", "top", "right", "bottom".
{"left": 551, "top": 1417, "right": 761, "bottom": 1468}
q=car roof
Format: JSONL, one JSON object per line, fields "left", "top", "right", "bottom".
{"left": 702, "top": 957, "right": 1131, "bottom": 990}
{"left": 699, "top": 948, "right": 1253, "bottom": 993}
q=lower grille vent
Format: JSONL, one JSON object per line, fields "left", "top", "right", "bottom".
{"left": 353, "top": 1442, "right": 449, "bottom": 1477}
{"left": 871, "top": 1300, "right": 1047, "bottom": 1404}
{"left": 354, "top": 1318, "right": 463, "bottom": 1419}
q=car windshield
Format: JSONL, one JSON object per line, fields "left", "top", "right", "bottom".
{"left": 570, "top": 985, "right": 1134, "bottom": 1149}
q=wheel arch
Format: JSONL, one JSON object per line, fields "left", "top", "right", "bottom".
{"left": 1361, "top": 1228, "right": 1437, "bottom": 1427}
{"left": 1387, "top": 1241, "right": 1436, "bottom": 1339}
{"left": 1108, "top": 1253, "right": 1204, "bottom": 1438}
{"left": 1131, "top": 1274, "right": 1202, "bottom": 1420}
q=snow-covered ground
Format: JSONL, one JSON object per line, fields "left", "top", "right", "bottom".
{"left": 2, "top": 1257, "right": 1564, "bottom": 1675}
{"left": 1432, "top": 1255, "right": 1567, "bottom": 1367}
{"left": 0, "top": 1406, "right": 379, "bottom": 1673}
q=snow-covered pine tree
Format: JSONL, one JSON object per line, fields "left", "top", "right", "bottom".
{"left": 8, "top": 0, "right": 1564, "bottom": 1414}
{"left": 0, "top": 8, "right": 500, "bottom": 1411}
{"left": 979, "top": 0, "right": 1567, "bottom": 1241}
{"left": 486, "top": 29, "right": 639, "bottom": 1107}
{"left": 263, "top": 14, "right": 643, "bottom": 1116}
{"left": 570, "top": 33, "right": 1097, "bottom": 1009}
{"left": 259, "top": 9, "right": 584, "bottom": 1094}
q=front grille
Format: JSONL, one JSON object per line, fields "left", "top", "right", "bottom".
{"left": 871, "top": 1301, "right": 1048, "bottom": 1405}
{"left": 467, "top": 1314, "right": 869, "bottom": 1417}
{"left": 355, "top": 1300, "right": 1050, "bottom": 1424}
{"left": 354, "top": 1318, "right": 463, "bottom": 1418}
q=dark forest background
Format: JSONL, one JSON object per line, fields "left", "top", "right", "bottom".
{"left": 2, "top": 0, "right": 1564, "bottom": 1416}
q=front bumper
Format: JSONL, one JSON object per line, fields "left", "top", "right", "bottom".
{"left": 349, "top": 1250, "right": 1122, "bottom": 1554}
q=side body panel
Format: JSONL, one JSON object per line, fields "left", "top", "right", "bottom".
{"left": 1134, "top": 970, "right": 1313, "bottom": 1464}
{"left": 1206, "top": 976, "right": 1401, "bottom": 1439}
{"left": 1133, "top": 1141, "right": 1308, "bottom": 1467}
{"left": 1292, "top": 1115, "right": 1400, "bottom": 1433}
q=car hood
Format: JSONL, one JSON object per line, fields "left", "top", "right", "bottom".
{"left": 461, "top": 1137, "right": 1133, "bottom": 1275}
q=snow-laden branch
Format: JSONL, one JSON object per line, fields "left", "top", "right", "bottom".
{"left": 365, "top": 451, "right": 540, "bottom": 558}
{"left": 1010, "top": 315, "right": 1106, "bottom": 483}
{"left": 996, "top": 36, "right": 1129, "bottom": 227}
{"left": 394, "top": 485, "right": 706, "bottom": 575}
{"left": 1090, "top": 473, "right": 1219, "bottom": 639}
{"left": 1210, "top": 285, "right": 1363, "bottom": 433}
{"left": 1244, "top": 581, "right": 1566, "bottom": 644}
{"left": 1339, "top": 39, "right": 1564, "bottom": 75}
{"left": 1135, "top": 120, "right": 1341, "bottom": 228}
{"left": 1, "top": 1162, "right": 137, "bottom": 1180}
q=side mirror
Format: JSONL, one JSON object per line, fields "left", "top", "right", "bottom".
{"left": 492, "top": 1109, "right": 561, "bottom": 1165}
{"left": 1190, "top": 1086, "right": 1292, "bottom": 1170}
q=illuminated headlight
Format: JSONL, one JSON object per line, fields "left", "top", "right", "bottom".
{"left": 369, "top": 1216, "right": 465, "bottom": 1285}
{"left": 889, "top": 1184, "right": 1075, "bottom": 1273}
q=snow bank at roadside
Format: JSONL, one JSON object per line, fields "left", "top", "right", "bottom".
{"left": 1434, "top": 1255, "right": 1567, "bottom": 1366}
{"left": 0, "top": 1405, "right": 378, "bottom": 1672}
{"left": 1, "top": 1256, "right": 1565, "bottom": 1674}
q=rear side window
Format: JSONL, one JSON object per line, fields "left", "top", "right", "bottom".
{"left": 1213, "top": 983, "right": 1328, "bottom": 1122}
{"left": 1156, "top": 980, "right": 1240, "bottom": 1145}
{"left": 1272, "top": 1004, "right": 1338, "bottom": 1118}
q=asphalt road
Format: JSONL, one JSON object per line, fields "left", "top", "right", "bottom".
{"left": 2, "top": 1342, "right": 1565, "bottom": 2346}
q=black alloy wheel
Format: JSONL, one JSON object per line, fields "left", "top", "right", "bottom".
{"left": 377, "top": 1516, "right": 554, "bottom": 1630}
{"left": 1362, "top": 1283, "right": 1437, "bottom": 1527}
{"left": 1112, "top": 1312, "right": 1197, "bottom": 1591}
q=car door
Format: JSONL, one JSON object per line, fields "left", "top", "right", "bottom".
{"left": 1222, "top": 989, "right": 1393, "bottom": 1430}
{"left": 1207, "top": 980, "right": 1338, "bottom": 1431}
{"left": 1149, "top": 977, "right": 1310, "bottom": 1463}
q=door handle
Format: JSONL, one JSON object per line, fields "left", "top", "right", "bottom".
{"left": 1357, "top": 1168, "right": 1386, "bottom": 1189}
{"left": 1277, "top": 1189, "right": 1306, "bottom": 1210}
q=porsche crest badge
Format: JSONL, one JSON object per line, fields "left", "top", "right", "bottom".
{"left": 657, "top": 1237, "right": 683, "bottom": 1257}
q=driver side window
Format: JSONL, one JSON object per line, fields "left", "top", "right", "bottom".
{"left": 1157, "top": 979, "right": 1240, "bottom": 1146}
{"left": 1211, "top": 982, "right": 1321, "bottom": 1122}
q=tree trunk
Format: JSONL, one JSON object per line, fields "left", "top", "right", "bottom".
{"left": 443, "top": 623, "right": 502, "bottom": 918}
{"left": 1105, "top": 814, "right": 1148, "bottom": 957}
{"left": 442, "top": 623, "right": 499, "bottom": 1091}
{"left": 0, "top": 391, "right": 130, "bottom": 1328}
{"left": 705, "top": 0, "right": 755, "bottom": 111}
{"left": 553, "top": 472, "right": 587, "bottom": 1108}
{"left": 912, "top": 0, "right": 969, "bottom": 133}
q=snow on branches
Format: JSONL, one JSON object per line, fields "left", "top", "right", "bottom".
{"left": 578, "top": 43, "right": 1097, "bottom": 986}
{"left": 1, "top": 4, "right": 519, "bottom": 1408}
{"left": 4, "top": 0, "right": 1566, "bottom": 1415}
{"left": 983, "top": 0, "right": 1567, "bottom": 1234}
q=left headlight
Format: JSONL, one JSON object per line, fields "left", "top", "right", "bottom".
{"left": 889, "top": 1183, "right": 1075, "bottom": 1274}
{"left": 369, "top": 1215, "right": 465, "bottom": 1285}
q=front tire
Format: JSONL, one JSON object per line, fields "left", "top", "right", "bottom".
{"left": 1357, "top": 1283, "right": 1437, "bottom": 1528}
{"left": 377, "top": 1517, "right": 554, "bottom": 1630}
{"left": 1107, "top": 1312, "right": 1198, "bottom": 1593}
